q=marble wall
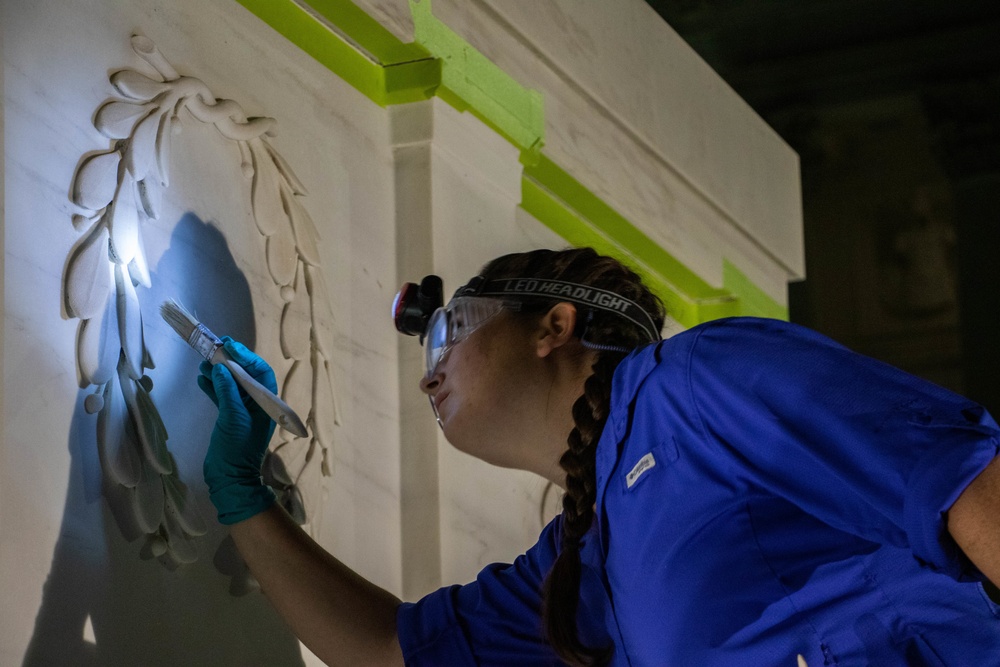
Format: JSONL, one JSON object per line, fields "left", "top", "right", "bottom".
{"left": 2, "top": 1, "right": 400, "bottom": 664}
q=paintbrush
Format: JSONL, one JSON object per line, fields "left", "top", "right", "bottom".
{"left": 160, "top": 299, "right": 308, "bottom": 438}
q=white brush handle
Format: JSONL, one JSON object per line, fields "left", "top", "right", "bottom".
{"left": 212, "top": 348, "right": 309, "bottom": 438}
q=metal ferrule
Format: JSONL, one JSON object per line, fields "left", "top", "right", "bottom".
{"left": 188, "top": 323, "right": 223, "bottom": 361}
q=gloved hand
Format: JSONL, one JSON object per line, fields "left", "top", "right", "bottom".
{"left": 197, "top": 337, "right": 277, "bottom": 524}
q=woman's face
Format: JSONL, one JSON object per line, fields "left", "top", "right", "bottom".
{"left": 419, "top": 311, "right": 546, "bottom": 468}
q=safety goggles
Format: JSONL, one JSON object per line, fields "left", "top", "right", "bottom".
{"left": 394, "top": 273, "right": 662, "bottom": 378}
{"left": 423, "top": 296, "right": 509, "bottom": 378}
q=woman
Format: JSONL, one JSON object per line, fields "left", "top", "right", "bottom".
{"left": 198, "top": 248, "right": 1000, "bottom": 666}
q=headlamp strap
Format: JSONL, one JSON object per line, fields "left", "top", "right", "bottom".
{"left": 455, "top": 277, "right": 661, "bottom": 342}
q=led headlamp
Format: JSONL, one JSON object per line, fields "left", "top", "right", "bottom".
{"left": 392, "top": 275, "right": 443, "bottom": 343}
{"left": 393, "top": 274, "right": 661, "bottom": 345}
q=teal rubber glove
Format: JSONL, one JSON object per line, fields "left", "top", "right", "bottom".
{"left": 197, "top": 337, "right": 277, "bottom": 525}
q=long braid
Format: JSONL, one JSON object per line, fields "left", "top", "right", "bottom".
{"left": 543, "top": 353, "right": 622, "bottom": 666}
{"left": 479, "top": 248, "right": 665, "bottom": 665}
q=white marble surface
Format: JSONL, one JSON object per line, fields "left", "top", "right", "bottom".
{"left": 3, "top": 1, "right": 399, "bottom": 664}
{"left": 389, "top": 100, "right": 444, "bottom": 600}
{"left": 350, "top": 0, "right": 803, "bottom": 304}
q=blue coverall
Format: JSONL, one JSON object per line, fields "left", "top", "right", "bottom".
{"left": 399, "top": 317, "right": 1000, "bottom": 665}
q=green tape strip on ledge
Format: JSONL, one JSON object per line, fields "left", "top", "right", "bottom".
{"left": 522, "top": 156, "right": 740, "bottom": 328}
{"left": 235, "top": 0, "right": 787, "bottom": 326}
{"left": 236, "top": 0, "right": 439, "bottom": 106}
{"left": 410, "top": 0, "right": 544, "bottom": 160}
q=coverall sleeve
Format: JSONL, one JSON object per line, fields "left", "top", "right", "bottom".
{"left": 685, "top": 317, "right": 1000, "bottom": 580}
{"left": 396, "top": 518, "right": 564, "bottom": 666}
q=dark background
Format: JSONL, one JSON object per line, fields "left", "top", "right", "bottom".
{"left": 645, "top": 0, "right": 1000, "bottom": 416}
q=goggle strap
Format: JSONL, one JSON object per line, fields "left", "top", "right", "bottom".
{"left": 457, "top": 278, "right": 661, "bottom": 342}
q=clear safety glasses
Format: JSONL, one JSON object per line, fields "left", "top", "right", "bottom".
{"left": 424, "top": 297, "right": 508, "bottom": 379}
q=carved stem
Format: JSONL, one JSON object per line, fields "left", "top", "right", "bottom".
{"left": 131, "top": 35, "right": 179, "bottom": 81}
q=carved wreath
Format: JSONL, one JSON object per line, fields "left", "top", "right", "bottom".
{"left": 65, "top": 35, "right": 337, "bottom": 567}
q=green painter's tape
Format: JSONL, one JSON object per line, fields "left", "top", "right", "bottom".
{"left": 521, "top": 169, "right": 741, "bottom": 329}
{"left": 723, "top": 261, "right": 788, "bottom": 320}
{"left": 410, "top": 0, "right": 544, "bottom": 159}
{"left": 525, "top": 156, "right": 731, "bottom": 301}
{"left": 236, "top": 0, "right": 786, "bottom": 325}
{"left": 522, "top": 156, "right": 747, "bottom": 327}
{"left": 235, "top": 0, "right": 437, "bottom": 106}
{"left": 294, "top": 0, "right": 430, "bottom": 65}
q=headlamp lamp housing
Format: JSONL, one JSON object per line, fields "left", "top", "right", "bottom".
{"left": 392, "top": 275, "right": 443, "bottom": 342}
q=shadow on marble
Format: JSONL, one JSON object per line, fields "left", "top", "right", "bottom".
{"left": 23, "top": 214, "right": 304, "bottom": 666}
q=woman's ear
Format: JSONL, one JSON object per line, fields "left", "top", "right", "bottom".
{"left": 535, "top": 302, "right": 578, "bottom": 358}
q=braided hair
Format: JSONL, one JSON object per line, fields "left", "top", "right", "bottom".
{"left": 478, "top": 248, "right": 665, "bottom": 666}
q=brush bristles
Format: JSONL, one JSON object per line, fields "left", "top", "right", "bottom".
{"left": 160, "top": 299, "right": 199, "bottom": 341}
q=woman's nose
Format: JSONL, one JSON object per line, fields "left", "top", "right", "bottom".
{"left": 419, "top": 372, "right": 441, "bottom": 395}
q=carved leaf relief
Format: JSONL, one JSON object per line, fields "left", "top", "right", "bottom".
{"left": 115, "top": 263, "right": 144, "bottom": 379}
{"left": 163, "top": 510, "right": 199, "bottom": 564}
{"left": 162, "top": 474, "right": 208, "bottom": 537}
{"left": 264, "top": 141, "right": 308, "bottom": 195}
{"left": 313, "top": 356, "right": 337, "bottom": 449}
{"left": 126, "top": 110, "right": 163, "bottom": 183}
{"left": 129, "top": 232, "right": 152, "bottom": 289}
{"left": 155, "top": 114, "right": 172, "bottom": 188}
{"left": 262, "top": 451, "right": 294, "bottom": 489}
{"left": 66, "top": 36, "right": 336, "bottom": 572}
{"left": 78, "top": 293, "right": 120, "bottom": 386}
{"left": 97, "top": 372, "right": 142, "bottom": 488}
{"left": 111, "top": 68, "right": 169, "bottom": 101}
{"left": 282, "top": 359, "right": 313, "bottom": 434}
{"left": 133, "top": 459, "right": 166, "bottom": 534}
{"left": 137, "top": 177, "right": 162, "bottom": 220}
{"left": 109, "top": 180, "right": 140, "bottom": 264}
{"left": 95, "top": 101, "right": 153, "bottom": 139}
{"left": 134, "top": 382, "right": 173, "bottom": 475}
{"left": 72, "top": 151, "right": 121, "bottom": 211}
{"left": 284, "top": 189, "right": 321, "bottom": 266}
{"left": 65, "top": 225, "right": 112, "bottom": 319}
{"left": 306, "top": 264, "right": 335, "bottom": 361}
{"left": 281, "top": 485, "right": 307, "bottom": 525}
{"left": 250, "top": 141, "right": 284, "bottom": 236}
{"left": 266, "top": 233, "right": 298, "bottom": 287}
{"left": 114, "top": 361, "right": 169, "bottom": 476}
{"left": 280, "top": 266, "right": 311, "bottom": 361}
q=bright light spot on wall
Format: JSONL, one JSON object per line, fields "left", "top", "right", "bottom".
{"left": 83, "top": 614, "right": 96, "bottom": 645}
